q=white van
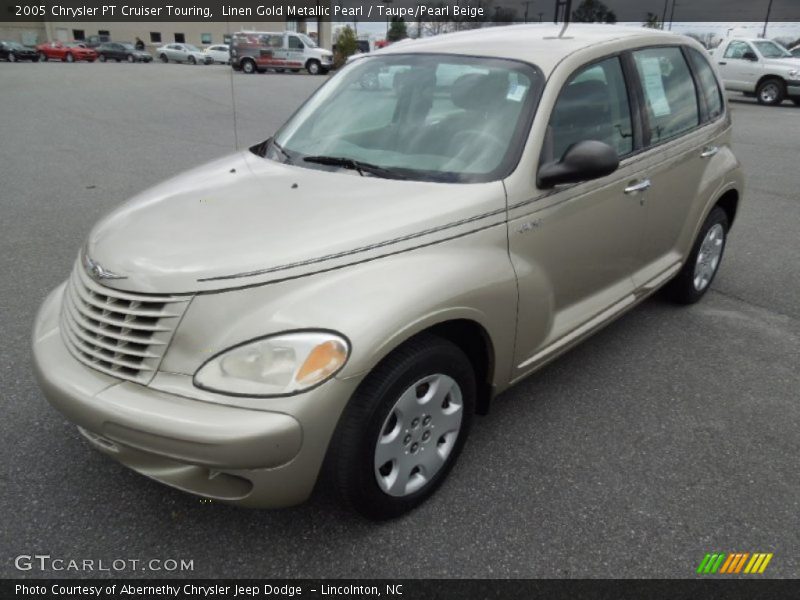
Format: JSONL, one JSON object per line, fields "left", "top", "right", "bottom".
{"left": 231, "top": 31, "right": 333, "bottom": 75}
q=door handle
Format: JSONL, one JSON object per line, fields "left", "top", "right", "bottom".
{"left": 624, "top": 179, "right": 651, "bottom": 194}
{"left": 718, "top": 61, "right": 727, "bottom": 65}
{"left": 701, "top": 146, "right": 719, "bottom": 158}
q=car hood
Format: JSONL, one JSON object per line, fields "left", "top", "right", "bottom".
{"left": 84, "top": 152, "right": 506, "bottom": 294}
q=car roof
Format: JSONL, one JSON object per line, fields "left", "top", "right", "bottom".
{"left": 377, "top": 23, "right": 687, "bottom": 74}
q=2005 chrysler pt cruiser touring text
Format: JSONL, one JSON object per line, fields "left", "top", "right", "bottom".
{"left": 33, "top": 25, "right": 744, "bottom": 519}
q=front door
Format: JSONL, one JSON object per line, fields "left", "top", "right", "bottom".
{"left": 717, "top": 40, "right": 760, "bottom": 92}
{"left": 508, "top": 56, "right": 647, "bottom": 374}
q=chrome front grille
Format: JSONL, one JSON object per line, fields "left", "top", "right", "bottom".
{"left": 60, "top": 261, "right": 191, "bottom": 384}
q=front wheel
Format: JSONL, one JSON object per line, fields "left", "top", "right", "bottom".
{"left": 241, "top": 59, "right": 256, "bottom": 74}
{"left": 327, "top": 335, "right": 475, "bottom": 520}
{"left": 64, "top": 52, "right": 74, "bottom": 63}
{"left": 756, "top": 78, "right": 785, "bottom": 106}
{"left": 8, "top": 52, "right": 16, "bottom": 62}
{"left": 159, "top": 53, "right": 168, "bottom": 63}
{"left": 665, "top": 206, "right": 729, "bottom": 304}
{"left": 188, "top": 55, "right": 196, "bottom": 65}
{"left": 306, "top": 59, "right": 321, "bottom": 75}
{"left": 127, "top": 54, "right": 135, "bottom": 63}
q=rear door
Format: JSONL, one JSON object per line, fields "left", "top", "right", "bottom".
{"left": 627, "top": 45, "right": 724, "bottom": 287}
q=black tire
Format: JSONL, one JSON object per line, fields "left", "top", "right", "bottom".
{"left": 8, "top": 52, "right": 16, "bottom": 63}
{"left": 306, "top": 59, "right": 321, "bottom": 75}
{"left": 188, "top": 55, "right": 196, "bottom": 65}
{"left": 241, "top": 59, "right": 256, "bottom": 74}
{"left": 792, "top": 98, "right": 800, "bottom": 106}
{"left": 756, "top": 78, "right": 785, "bottom": 106}
{"left": 665, "top": 206, "right": 729, "bottom": 304}
{"left": 65, "top": 52, "right": 74, "bottom": 63}
{"left": 114, "top": 58, "right": 120, "bottom": 63}
{"left": 160, "top": 53, "right": 168, "bottom": 63}
{"left": 291, "top": 68, "right": 300, "bottom": 73}
{"left": 98, "top": 54, "right": 106, "bottom": 62}
{"left": 327, "top": 334, "right": 476, "bottom": 520}
{"left": 127, "top": 54, "right": 135, "bottom": 63}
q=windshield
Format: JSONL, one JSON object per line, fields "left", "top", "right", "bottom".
{"left": 121, "top": 43, "right": 135, "bottom": 50}
{"left": 65, "top": 42, "right": 85, "bottom": 48}
{"left": 298, "top": 33, "right": 317, "bottom": 48}
{"left": 753, "top": 41, "right": 792, "bottom": 58}
{"left": 269, "top": 54, "right": 542, "bottom": 183}
{"left": 6, "top": 42, "right": 24, "bottom": 49}
{"left": 184, "top": 44, "right": 201, "bottom": 52}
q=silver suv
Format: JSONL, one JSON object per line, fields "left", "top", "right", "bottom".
{"left": 33, "top": 25, "right": 744, "bottom": 519}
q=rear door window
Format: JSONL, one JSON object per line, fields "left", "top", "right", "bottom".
{"left": 632, "top": 47, "right": 699, "bottom": 144}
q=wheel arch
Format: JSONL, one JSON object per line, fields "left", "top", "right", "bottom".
{"left": 714, "top": 188, "right": 739, "bottom": 227}
{"left": 756, "top": 74, "right": 786, "bottom": 93}
{"left": 418, "top": 319, "right": 496, "bottom": 415}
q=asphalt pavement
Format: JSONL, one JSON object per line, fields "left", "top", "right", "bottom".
{"left": 0, "top": 62, "right": 798, "bottom": 579}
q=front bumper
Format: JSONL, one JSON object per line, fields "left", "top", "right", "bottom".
{"left": 32, "top": 284, "right": 359, "bottom": 508}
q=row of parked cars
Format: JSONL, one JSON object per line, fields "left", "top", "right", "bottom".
{"left": 0, "top": 39, "right": 231, "bottom": 65}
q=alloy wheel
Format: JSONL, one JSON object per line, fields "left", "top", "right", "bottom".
{"left": 693, "top": 223, "right": 725, "bottom": 291}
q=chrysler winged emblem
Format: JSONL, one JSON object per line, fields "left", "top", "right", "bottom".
{"left": 83, "top": 254, "right": 126, "bottom": 281}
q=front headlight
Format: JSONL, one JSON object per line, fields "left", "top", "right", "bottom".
{"left": 193, "top": 331, "right": 350, "bottom": 397}
{"left": 788, "top": 69, "right": 800, "bottom": 80}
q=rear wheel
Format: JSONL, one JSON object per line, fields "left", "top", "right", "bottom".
{"left": 8, "top": 52, "right": 16, "bottom": 62}
{"left": 188, "top": 55, "right": 196, "bottom": 65}
{"left": 665, "top": 206, "right": 729, "bottom": 304}
{"left": 65, "top": 53, "right": 74, "bottom": 63}
{"left": 241, "top": 59, "right": 256, "bottom": 74}
{"left": 756, "top": 78, "right": 785, "bottom": 106}
{"left": 160, "top": 53, "right": 168, "bottom": 63}
{"left": 127, "top": 54, "right": 135, "bottom": 63}
{"left": 327, "top": 335, "right": 475, "bottom": 520}
{"left": 792, "top": 98, "right": 800, "bottom": 106}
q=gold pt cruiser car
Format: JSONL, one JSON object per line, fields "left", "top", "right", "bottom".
{"left": 33, "top": 25, "right": 744, "bottom": 519}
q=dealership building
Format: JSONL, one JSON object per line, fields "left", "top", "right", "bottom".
{"left": 1, "top": 18, "right": 333, "bottom": 50}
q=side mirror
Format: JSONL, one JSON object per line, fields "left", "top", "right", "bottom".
{"left": 743, "top": 50, "right": 758, "bottom": 61}
{"left": 537, "top": 140, "right": 619, "bottom": 189}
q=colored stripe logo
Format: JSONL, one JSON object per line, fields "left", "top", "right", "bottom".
{"left": 696, "top": 552, "right": 773, "bottom": 574}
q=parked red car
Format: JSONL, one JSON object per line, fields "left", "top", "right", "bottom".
{"left": 36, "top": 41, "right": 97, "bottom": 63}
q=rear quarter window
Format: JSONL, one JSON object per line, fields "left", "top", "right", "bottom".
{"left": 686, "top": 47, "right": 724, "bottom": 122}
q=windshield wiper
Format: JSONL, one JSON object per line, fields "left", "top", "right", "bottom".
{"left": 271, "top": 139, "right": 293, "bottom": 164}
{"left": 303, "top": 155, "right": 406, "bottom": 180}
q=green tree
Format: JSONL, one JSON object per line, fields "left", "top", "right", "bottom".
{"left": 387, "top": 17, "right": 408, "bottom": 42}
{"left": 333, "top": 26, "right": 358, "bottom": 68}
{"left": 643, "top": 12, "right": 661, "bottom": 29}
{"left": 572, "top": 0, "right": 617, "bottom": 24}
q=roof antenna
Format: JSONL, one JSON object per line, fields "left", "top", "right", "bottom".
{"left": 554, "top": 0, "right": 573, "bottom": 38}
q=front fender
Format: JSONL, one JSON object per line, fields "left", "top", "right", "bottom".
{"left": 159, "top": 224, "right": 518, "bottom": 403}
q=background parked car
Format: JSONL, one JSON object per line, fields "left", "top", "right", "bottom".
{"left": 155, "top": 43, "right": 213, "bottom": 65}
{"left": 0, "top": 41, "right": 38, "bottom": 62}
{"left": 36, "top": 41, "right": 97, "bottom": 63}
{"left": 96, "top": 42, "right": 152, "bottom": 63}
{"left": 83, "top": 34, "right": 110, "bottom": 48}
{"left": 204, "top": 44, "right": 230, "bottom": 64}
{"left": 712, "top": 38, "right": 800, "bottom": 106}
